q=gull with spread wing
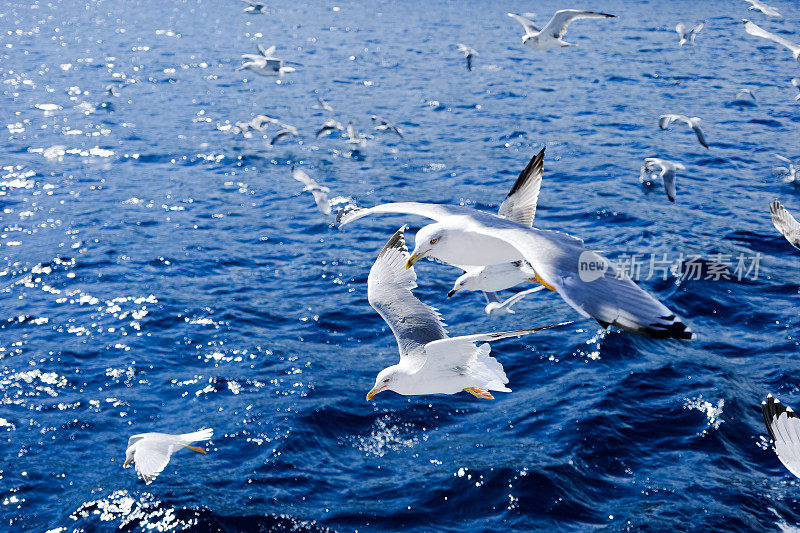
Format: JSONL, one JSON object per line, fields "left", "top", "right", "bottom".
{"left": 270, "top": 123, "right": 298, "bottom": 145}
{"left": 292, "top": 167, "right": 331, "bottom": 215}
{"left": 316, "top": 119, "right": 344, "bottom": 138}
{"left": 124, "top": 428, "right": 213, "bottom": 485}
{"left": 742, "top": 20, "right": 799, "bottom": 61}
{"left": 456, "top": 43, "right": 477, "bottom": 71}
{"left": 242, "top": 0, "right": 267, "bottom": 14}
{"left": 640, "top": 158, "right": 686, "bottom": 203}
{"left": 659, "top": 114, "right": 708, "bottom": 149}
{"left": 745, "top": 0, "right": 781, "bottom": 17}
{"left": 763, "top": 395, "right": 800, "bottom": 479}
{"left": 370, "top": 115, "right": 403, "bottom": 139}
{"left": 774, "top": 155, "right": 798, "bottom": 183}
{"left": 770, "top": 199, "right": 800, "bottom": 250}
{"left": 237, "top": 45, "right": 296, "bottom": 76}
{"left": 365, "top": 227, "right": 568, "bottom": 400}
{"left": 675, "top": 22, "right": 704, "bottom": 46}
{"left": 507, "top": 10, "right": 615, "bottom": 50}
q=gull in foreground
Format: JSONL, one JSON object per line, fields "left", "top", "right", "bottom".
{"left": 316, "top": 119, "right": 344, "bottom": 138}
{"left": 769, "top": 199, "right": 800, "bottom": 250}
{"left": 291, "top": 167, "right": 331, "bottom": 215}
{"left": 659, "top": 114, "right": 708, "bottom": 149}
{"left": 675, "top": 22, "right": 704, "bottom": 46}
{"left": 743, "top": 20, "right": 800, "bottom": 61}
{"left": 242, "top": 0, "right": 267, "bottom": 14}
{"left": 763, "top": 395, "right": 800, "bottom": 478}
{"left": 124, "top": 428, "right": 213, "bottom": 484}
{"left": 484, "top": 287, "right": 546, "bottom": 316}
{"left": 507, "top": 10, "right": 615, "bottom": 50}
{"left": 270, "top": 123, "right": 298, "bottom": 145}
{"left": 774, "top": 155, "right": 798, "bottom": 183}
{"left": 640, "top": 158, "right": 686, "bottom": 202}
{"left": 456, "top": 43, "right": 477, "bottom": 71}
{"left": 370, "top": 115, "right": 403, "bottom": 139}
{"left": 745, "top": 0, "right": 781, "bottom": 17}
{"left": 365, "top": 227, "right": 568, "bottom": 400}
{"left": 338, "top": 149, "right": 693, "bottom": 339}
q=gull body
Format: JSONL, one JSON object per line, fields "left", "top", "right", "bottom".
{"left": 659, "top": 114, "right": 708, "bottom": 149}
{"left": 743, "top": 20, "right": 800, "bottom": 61}
{"left": 370, "top": 115, "right": 403, "bottom": 139}
{"left": 292, "top": 167, "right": 331, "bottom": 215}
{"left": 745, "top": 0, "right": 781, "bottom": 17}
{"left": 316, "top": 119, "right": 344, "bottom": 138}
{"left": 456, "top": 43, "right": 477, "bottom": 71}
{"left": 774, "top": 155, "right": 798, "bottom": 183}
{"left": 675, "top": 22, "right": 704, "bottom": 46}
{"left": 365, "top": 227, "right": 567, "bottom": 400}
{"left": 770, "top": 199, "right": 800, "bottom": 250}
{"left": 124, "top": 428, "right": 213, "bottom": 485}
{"left": 763, "top": 395, "right": 800, "bottom": 479}
{"left": 450, "top": 261, "right": 537, "bottom": 297}
{"left": 640, "top": 158, "right": 686, "bottom": 202}
{"left": 507, "top": 10, "right": 615, "bottom": 50}
{"left": 237, "top": 45, "right": 296, "bottom": 76}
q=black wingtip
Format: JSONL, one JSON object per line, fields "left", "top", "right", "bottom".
{"left": 506, "top": 147, "right": 545, "bottom": 199}
{"left": 377, "top": 225, "right": 409, "bottom": 259}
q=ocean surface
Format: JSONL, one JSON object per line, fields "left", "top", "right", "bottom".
{"left": 1, "top": 0, "right": 799, "bottom": 531}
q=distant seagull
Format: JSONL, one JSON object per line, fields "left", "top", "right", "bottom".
{"left": 774, "top": 155, "right": 799, "bottom": 182}
{"left": 770, "top": 199, "right": 800, "bottom": 250}
{"left": 370, "top": 115, "right": 403, "bottom": 139}
{"left": 105, "top": 84, "right": 121, "bottom": 97}
{"left": 792, "top": 78, "right": 800, "bottom": 100}
{"left": 456, "top": 43, "right": 477, "bottom": 71}
{"left": 233, "top": 114, "right": 278, "bottom": 136}
{"left": 270, "top": 123, "right": 298, "bottom": 145}
{"left": 507, "top": 10, "right": 615, "bottom": 50}
{"left": 659, "top": 114, "right": 708, "bottom": 149}
{"left": 237, "top": 45, "right": 296, "bottom": 76}
{"left": 763, "top": 395, "right": 800, "bottom": 478}
{"left": 745, "top": 0, "right": 781, "bottom": 17}
{"left": 735, "top": 88, "right": 756, "bottom": 101}
{"left": 640, "top": 158, "right": 686, "bottom": 202}
{"left": 675, "top": 22, "right": 705, "bottom": 46}
{"left": 124, "top": 428, "right": 213, "bottom": 485}
{"left": 315, "top": 119, "right": 344, "bottom": 138}
{"left": 242, "top": 0, "right": 267, "bottom": 14}
{"left": 314, "top": 97, "right": 334, "bottom": 112}
{"left": 743, "top": 20, "right": 800, "bottom": 61}
{"left": 291, "top": 167, "right": 331, "bottom": 215}
{"left": 484, "top": 287, "right": 546, "bottom": 316}
{"left": 345, "top": 123, "right": 368, "bottom": 147}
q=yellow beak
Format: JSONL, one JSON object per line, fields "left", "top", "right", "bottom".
{"left": 366, "top": 385, "right": 386, "bottom": 401}
{"left": 405, "top": 249, "right": 431, "bottom": 269}
{"left": 123, "top": 458, "right": 131, "bottom": 468}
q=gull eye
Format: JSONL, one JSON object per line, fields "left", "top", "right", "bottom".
{"left": 429, "top": 238, "right": 439, "bottom": 245}
{"left": 383, "top": 378, "right": 390, "bottom": 383}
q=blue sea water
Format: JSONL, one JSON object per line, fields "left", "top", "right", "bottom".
{"left": 1, "top": 0, "right": 800, "bottom": 530}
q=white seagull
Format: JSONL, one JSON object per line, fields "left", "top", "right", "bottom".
{"left": 456, "top": 43, "right": 477, "bottom": 71}
{"left": 365, "top": 226, "right": 568, "bottom": 400}
{"left": 237, "top": 45, "right": 296, "bottom": 76}
{"left": 769, "top": 199, "right": 800, "bottom": 250}
{"left": 105, "top": 84, "right": 121, "bottom": 97}
{"left": 745, "top": 0, "right": 781, "bottom": 17}
{"left": 315, "top": 119, "right": 344, "bottom": 138}
{"left": 675, "top": 22, "right": 705, "bottom": 46}
{"left": 270, "top": 123, "right": 298, "bottom": 145}
{"left": 242, "top": 0, "right": 267, "bottom": 14}
{"left": 659, "top": 114, "right": 709, "bottom": 149}
{"left": 743, "top": 20, "right": 800, "bottom": 61}
{"left": 338, "top": 148, "right": 693, "bottom": 340}
{"left": 292, "top": 167, "right": 331, "bottom": 215}
{"left": 370, "top": 115, "right": 403, "bottom": 139}
{"left": 763, "top": 395, "right": 800, "bottom": 479}
{"left": 124, "top": 428, "right": 213, "bottom": 485}
{"left": 640, "top": 158, "right": 686, "bottom": 203}
{"left": 507, "top": 10, "right": 615, "bottom": 50}
{"left": 483, "top": 287, "right": 546, "bottom": 316}
{"left": 774, "top": 155, "right": 798, "bottom": 183}
{"left": 345, "top": 123, "right": 369, "bottom": 147}
{"left": 734, "top": 88, "right": 756, "bottom": 101}
{"left": 314, "top": 97, "right": 334, "bottom": 112}
{"left": 232, "top": 114, "right": 279, "bottom": 137}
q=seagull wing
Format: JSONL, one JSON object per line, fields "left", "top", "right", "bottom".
{"left": 337, "top": 202, "right": 470, "bottom": 227}
{"left": 689, "top": 119, "right": 709, "bottom": 149}
{"left": 507, "top": 13, "right": 540, "bottom": 34}
{"left": 541, "top": 10, "right": 615, "bottom": 39}
{"left": 292, "top": 167, "right": 316, "bottom": 188}
{"left": 770, "top": 199, "right": 800, "bottom": 250}
{"left": 133, "top": 435, "right": 179, "bottom": 484}
{"left": 661, "top": 166, "right": 678, "bottom": 202}
{"left": 497, "top": 147, "right": 544, "bottom": 227}
{"left": 368, "top": 227, "right": 448, "bottom": 368}
{"left": 775, "top": 154, "right": 792, "bottom": 163}
{"left": 763, "top": 395, "right": 800, "bottom": 479}
{"left": 311, "top": 189, "right": 331, "bottom": 215}
{"left": 675, "top": 23, "right": 687, "bottom": 38}
{"left": 689, "top": 22, "right": 705, "bottom": 40}
{"left": 659, "top": 114, "right": 687, "bottom": 130}
{"left": 744, "top": 20, "right": 800, "bottom": 59}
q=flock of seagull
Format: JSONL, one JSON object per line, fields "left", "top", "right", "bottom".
{"left": 112, "top": 1, "right": 800, "bottom": 491}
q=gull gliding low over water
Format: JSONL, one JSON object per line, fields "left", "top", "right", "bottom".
{"left": 743, "top": 20, "right": 800, "bottom": 61}
{"left": 507, "top": 10, "right": 615, "bottom": 50}
{"left": 339, "top": 149, "right": 693, "bottom": 339}
{"left": 292, "top": 167, "right": 331, "bottom": 215}
{"left": 365, "top": 227, "right": 568, "bottom": 400}
{"left": 124, "top": 428, "right": 213, "bottom": 485}
{"left": 640, "top": 158, "right": 686, "bottom": 203}
{"left": 769, "top": 199, "right": 800, "bottom": 251}
{"left": 659, "top": 114, "right": 708, "bottom": 149}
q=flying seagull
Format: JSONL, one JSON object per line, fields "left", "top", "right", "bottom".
{"left": 734, "top": 88, "right": 756, "bottom": 101}
{"left": 105, "top": 84, "right": 121, "bottom": 97}
{"left": 745, "top": 0, "right": 781, "bottom": 17}
{"left": 769, "top": 199, "right": 800, "bottom": 250}
{"left": 124, "top": 428, "right": 213, "bottom": 485}
{"left": 345, "top": 123, "right": 369, "bottom": 147}
{"left": 774, "top": 155, "right": 799, "bottom": 183}
{"left": 456, "top": 43, "right": 477, "bottom": 71}
{"left": 742, "top": 20, "right": 800, "bottom": 61}
{"left": 232, "top": 114, "right": 279, "bottom": 137}
{"left": 507, "top": 10, "right": 615, "bottom": 50}
{"left": 640, "top": 158, "right": 686, "bottom": 202}
{"left": 315, "top": 119, "right": 344, "bottom": 138}
{"left": 763, "top": 395, "right": 800, "bottom": 478}
{"left": 242, "top": 0, "right": 267, "bottom": 14}
{"left": 659, "top": 114, "right": 708, "bottom": 149}
{"left": 270, "top": 123, "right": 298, "bottom": 145}
{"left": 314, "top": 97, "right": 334, "bottom": 112}
{"left": 675, "top": 22, "right": 705, "bottom": 46}
{"left": 370, "top": 115, "right": 403, "bottom": 139}
{"left": 291, "top": 167, "right": 331, "bottom": 215}
{"left": 338, "top": 149, "right": 694, "bottom": 340}
{"left": 237, "top": 45, "right": 296, "bottom": 76}
{"left": 365, "top": 226, "right": 568, "bottom": 400}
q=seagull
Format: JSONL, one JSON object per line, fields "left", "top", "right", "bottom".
{"left": 365, "top": 226, "right": 568, "bottom": 400}
{"left": 774, "top": 155, "right": 798, "bottom": 182}
{"left": 124, "top": 428, "right": 213, "bottom": 485}
{"left": 338, "top": 148, "right": 694, "bottom": 340}
{"left": 745, "top": 0, "right": 781, "bottom": 17}
{"left": 769, "top": 199, "right": 800, "bottom": 250}
{"left": 675, "top": 22, "right": 705, "bottom": 46}
{"left": 242, "top": 0, "right": 267, "bottom": 14}
{"left": 370, "top": 115, "right": 403, "bottom": 139}
{"left": 640, "top": 158, "right": 686, "bottom": 203}
{"left": 345, "top": 123, "right": 368, "bottom": 147}
{"left": 105, "top": 84, "right": 121, "bottom": 97}
{"left": 314, "top": 97, "right": 334, "bottom": 112}
{"left": 270, "top": 123, "right": 298, "bottom": 145}
{"left": 232, "top": 114, "right": 278, "bottom": 137}
{"left": 291, "top": 167, "right": 331, "bottom": 215}
{"left": 315, "top": 119, "right": 344, "bottom": 138}
{"left": 791, "top": 78, "right": 800, "bottom": 100}
{"left": 659, "top": 114, "right": 708, "bottom": 149}
{"left": 734, "top": 88, "right": 757, "bottom": 101}
{"left": 483, "top": 287, "right": 546, "bottom": 316}
{"left": 237, "top": 45, "right": 296, "bottom": 76}
{"left": 456, "top": 43, "right": 477, "bottom": 71}
{"left": 763, "top": 395, "right": 800, "bottom": 478}
{"left": 743, "top": 20, "right": 800, "bottom": 61}
{"left": 507, "top": 10, "right": 615, "bottom": 50}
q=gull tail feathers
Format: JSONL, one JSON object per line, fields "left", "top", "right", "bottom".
{"left": 181, "top": 427, "right": 213, "bottom": 442}
{"left": 472, "top": 343, "right": 511, "bottom": 391}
